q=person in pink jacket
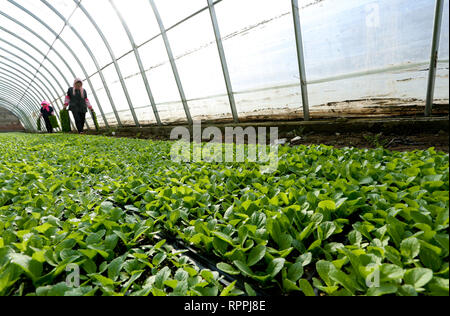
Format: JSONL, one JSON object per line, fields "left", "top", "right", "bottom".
{"left": 39, "top": 101, "right": 55, "bottom": 133}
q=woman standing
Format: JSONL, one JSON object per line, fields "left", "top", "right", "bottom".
{"left": 64, "top": 78, "right": 93, "bottom": 134}
{"left": 40, "top": 101, "right": 55, "bottom": 133}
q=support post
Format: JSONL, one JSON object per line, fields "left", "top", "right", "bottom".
{"left": 149, "top": 0, "right": 193, "bottom": 125}
{"left": 292, "top": 0, "right": 310, "bottom": 121}
{"left": 207, "top": 0, "right": 239, "bottom": 123}
{"left": 425, "top": 0, "right": 444, "bottom": 117}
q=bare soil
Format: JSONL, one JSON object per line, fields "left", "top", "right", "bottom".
{"left": 291, "top": 132, "right": 449, "bottom": 153}
{"left": 84, "top": 115, "right": 449, "bottom": 153}
{"left": 87, "top": 128, "right": 449, "bottom": 153}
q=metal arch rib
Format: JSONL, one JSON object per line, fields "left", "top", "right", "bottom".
{"left": 7, "top": 0, "right": 109, "bottom": 128}
{"left": 0, "top": 56, "right": 46, "bottom": 114}
{"left": 75, "top": 0, "right": 140, "bottom": 127}
{"left": 291, "top": 0, "right": 310, "bottom": 121}
{"left": 0, "top": 104, "right": 31, "bottom": 130}
{"left": 0, "top": 84, "right": 39, "bottom": 125}
{"left": 0, "top": 11, "right": 92, "bottom": 131}
{"left": 0, "top": 29, "right": 78, "bottom": 130}
{"left": 0, "top": 26, "right": 71, "bottom": 91}
{"left": 0, "top": 91, "right": 35, "bottom": 127}
{"left": 77, "top": 0, "right": 224, "bottom": 81}
{"left": 0, "top": 71, "right": 63, "bottom": 128}
{"left": 0, "top": 95, "right": 36, "bottom": 130}
{"left": 0, "top": 80, "right": 61, "bottom": 132}
{"left": 0, "top": 70, "right": 64, "bottom": 128}
{"left": 0, "top": 15, "right": 75, "bottom": 107}
{"left": 0, "top": 63, "right": 72, "bottom": 131}
{"left": 0, "top": 33, "right": 77, "bottom": 130}
{"left": 148, "top": 0, "right": 193, "bottom": 125}
{"left": 0, "top": 73, "right": 52, "bottom": 123}
{"left": 0, "top": 99, "right": 33, "bottom": 130}
{"left": 0, "top": 60, "right": 36, "bottom": 113}
{"left": 0, "top": 71, "right": 49, "bottom": 106}
{"left": 425, "top": 0, "right": 445, "bottom": 117}
{"left": 109, "top": 0, "right": 162, "bottom": 126}
{"left": 0, "top": 80, "right": 41, "bottom": 116}
{"left": 0, "top": 87, "right": 37, "bottom": 116}
{"left": 1, "top": 103, "right": 34, "bottom": 131}
{"left": 0, "top": 48, "right": 77, "bottom": 130}
{"left": 0, "top": 90, "right": 40, "bottom": 130}
{"left": 41, "top": 0, "right": 122, "bottom": 127}
{"left": 0, "top": 54, "right": 65, "bottom": 128}
{"left": 207, "top": 0, "right": 239, "bottom": 123}
{"left": 0, "top": 57, "right": 62, "bottom": 114}
{"left": 0, "top": 81, "right": 41, "bottom": 113}
{"left": 0, "top": 36, "right": 71, "bottom": 128}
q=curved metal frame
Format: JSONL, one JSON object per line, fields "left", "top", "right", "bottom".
{"left": 0, "top": 104, "right": 30, "bottom": 130}
{"left": 425, "top": 0, "right": 445, "bottom": 116}
{"left": 81, "top": 0, "right": 223, "bottom": 81}
{"left": 109, "top": 0, "right": 162, "bottom": 126}
{"left": 0, "top": 61, "right": 39, "bottom": 116}
{"left": 0, "top": 82, "right": 40, "bottom": 112}
{"left": 0, "top": 100, "right": 33, "bottom": 130}
{"left": 1, "top": 0, "right": 445, "bottom": 130}
{"left": 0, "top": 81, "right": 41, "bottom": 114}
{"left": 0, "top": 28, "right": 70, "bottom": 102}
{"left": 41, "top": 0, "right": 122, "bottom": 127}
{"left": 0, "top": 92, "right": 36, "bottom": 129}
{"left": 0, "top": 31, "right": 74, "bottom": 127}
{"left": 0, "top": 33, "right": 78, "bottom": 130}
{"left": 0, "top": 71, "right": 63, "bottom": 128}
{"left": 0, "top": 84, "right": 39, "bottom": 125}
{"left": 0, "top": 94, "right": 33, "bottom": 116}
{"left": 0, "top": 54, "right": 44, "bottom": 113}
{"left": 0, "top": 89, "right": 43, "bottom": 132}
{"left": 8, "top": 0, "right": 109, "bottom": 128}
{"left": 0, "top": 57, "right": 63, "bottom": 115}
{"left": 0, "top": 14, "right": 75, "bottom": 103}
{"left": 0, "top": 12, "right": 92, "bottom": 130}
{"left": 0, "top": 47, "right": 65, "bottom": 111}
{"left": 292, "top": 0, "right": 310, "bottom": 121}
{"left": 75, "top": 0, "right": 140, "bottom": 127}
{"left": 207, "top": 0, "right": 239, "bottom": 123}
{"left": 0, "top": 74, "right": 51, "bottom": 121}
{"left": 149, "top": 0, "right": 193, "bottom": 125}
{"left": 0, "top": 86, "right": 37, "bottom": 122}
{"left": 0, "top": 96, "right": 35, "bottom": 126}
{"left": 0, "top": 51, "right": 73, "bottom": 129}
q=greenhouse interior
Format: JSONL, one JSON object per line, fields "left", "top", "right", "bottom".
{"left": 0, "top": 0, "right": 449, "bottom": 298}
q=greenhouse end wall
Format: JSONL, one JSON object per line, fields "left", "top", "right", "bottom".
{"left": 0, "top": 107, "right": 23, "bottom": 131}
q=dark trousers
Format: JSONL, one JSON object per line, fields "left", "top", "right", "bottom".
{"left": 44, "top": 117, "right": 53, "bottom": 133}
{"left": 72, "top": 111, "right": 86, "bottom": 133}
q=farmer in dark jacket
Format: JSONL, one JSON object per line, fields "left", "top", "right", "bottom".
{"left": 63, "top": 78, "right": 93, "bottom": 134}
{"left": 40, "top": 101, "right": 55, "bottom": 133}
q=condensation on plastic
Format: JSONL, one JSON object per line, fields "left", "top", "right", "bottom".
{"left": 302, "top": 0, "right": 436, "bottom": 109}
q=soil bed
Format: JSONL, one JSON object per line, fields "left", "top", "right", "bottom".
{"left": 86, "top": 129, "right": 449, "bottom": 153}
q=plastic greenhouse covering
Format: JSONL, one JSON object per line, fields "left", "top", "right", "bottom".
{"left": 0, "top": 0, "right": 448, "bottom": 131}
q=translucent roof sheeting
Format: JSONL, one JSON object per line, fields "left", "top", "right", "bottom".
{"left": 0, "top": 0, "right": 448, "bottom": 131}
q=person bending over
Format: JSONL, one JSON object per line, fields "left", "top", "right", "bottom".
{"left": 64, "top": 78, "right": 93, "bottom": 134}
{"left": 40, "top": 101, "right": 55, "bottom": 133}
